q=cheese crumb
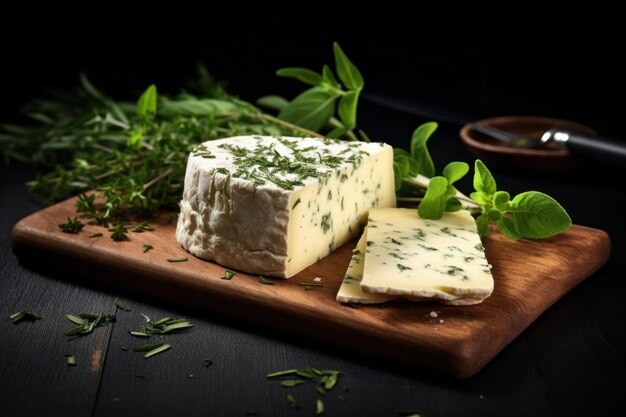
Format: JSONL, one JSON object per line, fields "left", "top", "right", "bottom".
{"left": 429, "top": 311, "right": 438, "bottom": 318}
{"left": 439, "top": 319, "right": 444, "bottom": 324}
{"left": 314, "top": 277, "right": 322, "bottom": 282}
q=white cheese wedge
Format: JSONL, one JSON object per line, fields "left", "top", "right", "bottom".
{"left": 176, "top": 136, "right": 396, "bottom": 278}
{"left": 360, "top": 208, "right": 493, "bottom": 306}
{"left": 336, "top": 229, "right": 397, "bottom": 304}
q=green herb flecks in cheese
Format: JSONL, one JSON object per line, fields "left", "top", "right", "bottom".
{"left": 336, "top": 230, "right": 397, "bottom": 304}
{"left": 360, "top": 208, "right": 494, "bottom": 306}
{"left": 177, "top": 136, "right": 396, "bottom": 278}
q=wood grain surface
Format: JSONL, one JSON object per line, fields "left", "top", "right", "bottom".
{"left": 11, "top": 196, "right": 611, "bottom": 378}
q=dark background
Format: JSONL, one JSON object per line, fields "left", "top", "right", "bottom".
{"left": 1, "top": 7, "right": 625, "bottom": 417}
{"left": 1, "top": 7, "right": 623, "bottom": 136}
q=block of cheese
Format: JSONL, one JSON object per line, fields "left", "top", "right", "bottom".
{"left": 360, "top": 208, "right": 494, "bottom": 305}
{"left": 176, "top": 135, "right": 396, "bottom": 278}
{"left": 336, "top": 229, "right": 397, "bottom": 304}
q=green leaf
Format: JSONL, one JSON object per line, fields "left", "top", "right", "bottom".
{"left": 445, "top": 198, "right": 462, "bottom": 212}
{"left": 160, "top": 98, "right": 237, "bottom": 116}
{"left": 127, "top": 129, "right": 144, "bottom": 150}
{"left": 326, "top": 126, "right": 348, "bottom": 139}
{"left": 278, "top": 87, "right": 339, "bottom": 131}
{"left": 493, "top": 191, "right": 510, "bottom": 206}
{"left": 497, "top": 215, "right": 521, "bottom": 240}
{"left": 417, "top": 176, "right": 449, "bottom": 219}
{"left": 511, "top": 191, "right": 572, "bottom": 239}
{"left": 393, "top": 164, "right": 402, "bottom": 191}
{"left": 443, "top": 161, "right": 469, "bottom": 185}
{"left": 321, "top": 65, "right": 341, "bottom": 89}
{"left": 137, "top": 84, "right": 157, "bottom": 119}
{"left": 470, "top": 191, "right": 491, "bottom": 205}
{"left": 474, "top": 160, "right": 497, "bottom": 196}
{"left": 80, "top": 73, "right": 105, "bottom": 102}
{"left": 476, "top": 214, "right": 490, "bottom": 237}
{"left": 488, "top": 209, "right": 502, "bottom": 221}
{"left": 338, "top": 89, "right": 360, "bottom": 129}
{"left": 280, "top": 379, "right": 305, "bottom": 388}
{"left": 332, "top": 42, "right": 364, "bottom": 89}
{"left": 276, "top": 67, "right": 322, "bottom": 86}
{"left": 256, "top": 95, "right": 289, "bottom": 112}
{"left": 410, "top": 122, "right": 437, "bottom": 177}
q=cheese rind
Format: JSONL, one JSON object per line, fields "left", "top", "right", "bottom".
{"left": 360, "top": 208, "right": 494, "bottom": 306}
{"left": 336, "top": 229, "right": 397, "bottom": 304}
{"left": 176, "top": 136, "right": 396, "bottom": 278}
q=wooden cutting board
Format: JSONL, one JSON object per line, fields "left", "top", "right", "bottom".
{"left": 11, "top": 196, "right": 610, "bottom": 378}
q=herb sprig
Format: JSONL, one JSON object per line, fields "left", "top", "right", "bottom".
{"left": 417, "top": 159, "right": 571, "bottom": 239}
{"left": 9, "top": 310, "right": 43, "bottom": 324}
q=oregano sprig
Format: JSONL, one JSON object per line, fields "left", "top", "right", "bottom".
{"left": 418, "top": 159, "right": 571, "bottom": 239}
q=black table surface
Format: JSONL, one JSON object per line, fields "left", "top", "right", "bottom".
{"left": 1, "top": 99, "right": 625, "bottom": 417}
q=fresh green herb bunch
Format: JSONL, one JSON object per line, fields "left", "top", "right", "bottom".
{"left": 1, "top": 68, "right": 315, "bottom": 222}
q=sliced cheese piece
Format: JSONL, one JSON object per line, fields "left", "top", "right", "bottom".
{"left": 360, "top": 208, "right": 494, "bottom": 306}
{"left": 176, "top": 135, "right": 396, "bottom": 278}
{"left": 336, "top": 229, "right": 397, "bottom": 304}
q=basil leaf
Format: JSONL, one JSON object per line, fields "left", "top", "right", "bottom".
{"left": 278, "top": 87, "right": 339, "bottom": 131}
{"left": 338, "top": 89, "right": 360, "bottom": 129}
{"left": 137, "top": 84, "right": 157, "bottom": 119}
{"left": 511, "top": 191, "right": 572, "bottom": 239}
{"left": 256, "top": 95, "right": 289, "bottom": 112}
{"left": 418, "top": 176, "right": 448, "bottom": 219}
{"left": 473, "top": 159, "right": 497, "bottom": 196}
{"left": 276, "top": 67, "right": 322, "bottom": 86}
{"left": 332, "top": 42, "right": 364, "bottom": 90}
{"left": 321, "top": 65, "right": 341, "bottom": 89}
{"left": 410, "top": 122, "right": 437, "bottom": 177}
{"left": 497, "top": 215, "right": 521, "bottom": 240}
{"left": 475, "top": 214, "right": 490, "bottom": 237}
{"left": 443, "top": 161, "right": 469, "bottom": 185}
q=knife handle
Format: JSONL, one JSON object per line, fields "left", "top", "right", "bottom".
{"left": 542, "top": 129, "right": 626, "bottom": 168}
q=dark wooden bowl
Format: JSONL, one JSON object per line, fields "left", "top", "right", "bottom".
{"left": 459, "top": 116, "right": 596, "bottom": 172}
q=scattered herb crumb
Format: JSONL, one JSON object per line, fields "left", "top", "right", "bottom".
{"left": 314, "top": 386, "right": 326, "bottom": 396}
{"left": 66, "top": 355, "right": 76, "bottom": 366}
{"left": 121, "top": 346, "right": 128, "bottom": 351}
{"left": 222, "top": 270, "right": 236, "bottom": 280}
{"left": 89, "top": 232, "right": 103, "bottom": 238}
{"left": 59, "top": 217, "right": 84, "bottom": 234}
{"left": 316, "top": 398, "right": 324, "bottom": 415}
{"left": 258, "top": 275, "right": 275, "bottom": 285}
{"left": 114, "top": 297, "right": 131, "bottom": 312}
{"left": 167, "top": 257, "right": 188, "bottom": 263}
{"left": 142, "top": 244, "right": 154, "bottom": 253}
{"left": 266, "top": 369, "right": 299, "bottom": 379}
{"left": 65, "top": 313, "right": 115, "bottom": 336}
{"left": 203, "top": 358, "right": 213, "bottom": 368}
{"left": 109, "top": 224, "right": 130, "bottom": 241}
{"left": 9, "top": 310, "right": 43, "bottom": 324}
{"left": 187, "top": 373, "right": 195, "bottom": 379}
{"left": 287, "top": 394, "right": 298, "bottom": 409}
{"left": 280, "top": 379, "right": 305, "bottom": 388}
{"left": 133, "top": 222, "right": 154, "bottom": 233}
{"left": 133, "top": 372, "right": 145, "bottom": 379}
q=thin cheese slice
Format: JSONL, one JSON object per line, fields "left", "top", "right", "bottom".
{"left": 360, "top": 208, "right": 494, "bottom": 306}
{"left": 336, "top": 229, "right": 397, "bottom": 304}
